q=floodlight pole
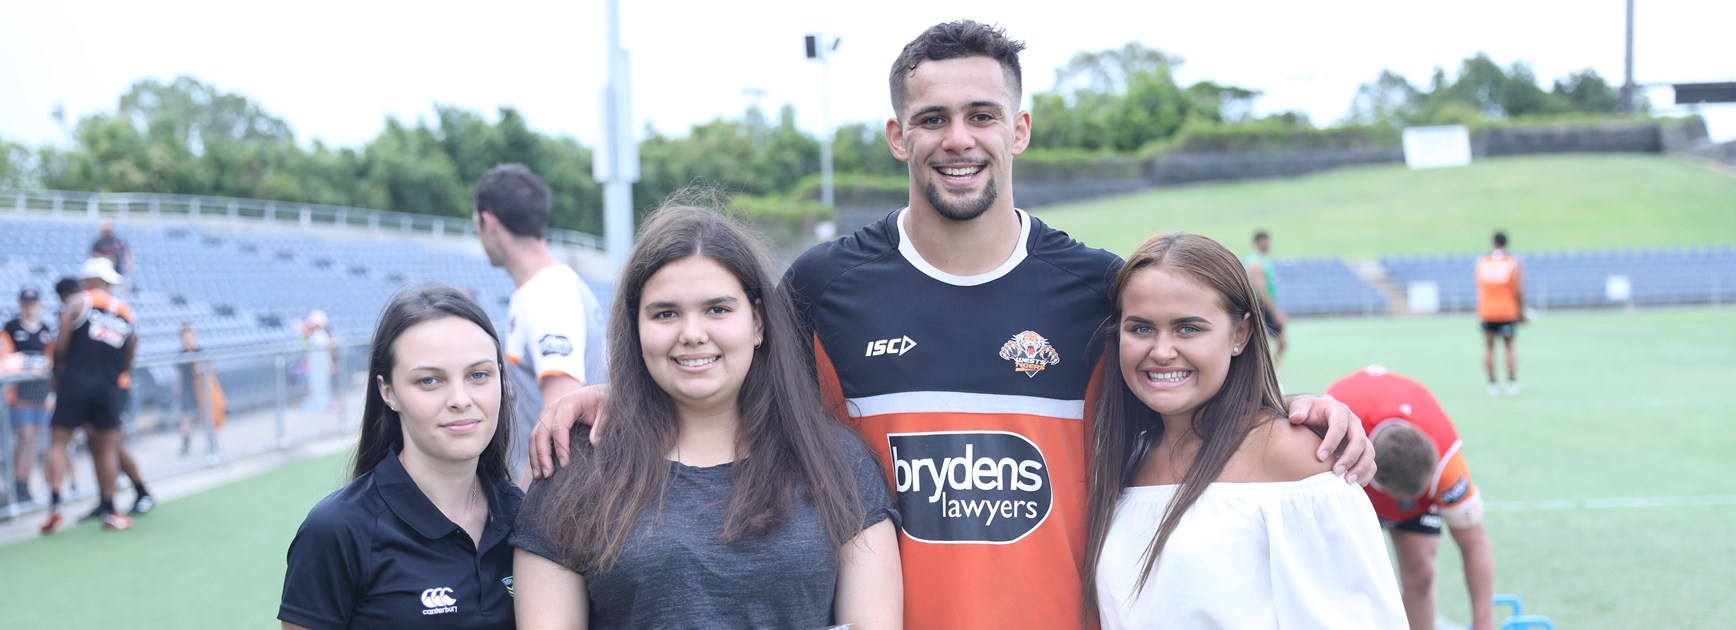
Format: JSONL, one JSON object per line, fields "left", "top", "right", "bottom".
{"left": 806, "top": 34, "right": 838, "bottom": 208}
{"left": 597, "top": 0, "right": 638, "bottom": 272}
{"left": 1622, "top": 0, "right": 1636, "bottom": 114}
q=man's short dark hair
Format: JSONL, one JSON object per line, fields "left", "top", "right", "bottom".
{"left": 1373, "top": 424, "right": 1439, "bottom": 501}
{"left": 1253, "top": 230, "right": 1270, "bottom": 243}
{"left": 1493, "top": 230, "right": 1508, "bottom": 248}
{"left": 54, "top": 276, "right": 80, "bottom": 300}
{"left": 473, "top": 164, "right": 551, "bottom": 239}
{"left": 888, "top": 20, "right": 1025, "bottom": 117}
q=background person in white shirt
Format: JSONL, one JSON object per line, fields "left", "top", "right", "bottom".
{"left": 472, "top": 164, "right": 606, "bottom": 488}
{"left": 1083, "top": 232, "right": 1404, "bottom": 629}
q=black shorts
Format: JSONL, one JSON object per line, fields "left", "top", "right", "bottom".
{"left": 1390, "top": 512, "right": 1443, "bottom": 536}
{"left": 1481, "top": 320, "right": 1517, "bottom": 339}
{"left": 51, "top": 386, "right": 125, "bottom": 431}
{"left": 1261, "top": 306, "right": 1284, "bottom": 336}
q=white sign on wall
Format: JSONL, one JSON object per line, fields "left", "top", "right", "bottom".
{"left": 1606, "top": 275, "right": 1633, "bottom": 302}
{"left": 1408, "top": 281, "right": 1441, "bottom": 314}
{"left": 1402, "top": 125, "right": 1473, "bottom": 169}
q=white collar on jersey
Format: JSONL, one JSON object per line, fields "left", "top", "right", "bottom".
{"left": 895, "top": 207, "right": 1032, "bottom": 287}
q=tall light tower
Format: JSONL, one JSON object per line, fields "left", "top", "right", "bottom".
{"left": 805, "top": 34, "right": 839, "bottom": 208}
{"left": 1622, "top": 0, "right": 1637, "bottom": 114}
{"left": 596, "top": 0, "right": 639, "bottom": 272}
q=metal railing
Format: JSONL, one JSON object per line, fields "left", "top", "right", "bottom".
{"left": 0, "top": 339, "right": 370, "bottom": 521}
{"left": 3, "top": 189, "right": 605, "bottom": 251}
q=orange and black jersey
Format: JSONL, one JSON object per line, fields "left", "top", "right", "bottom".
{"left": 1475, "top": 251, "right": 1523, "bottom": 322}
{"left": 784, "top": 208, "right": 1120, "bottom": 630}
{"left": 4, "top": 317, "right": 54, "bottom": 403}
{"left": 61, "top": 289, "right": 134, "bottom": 392}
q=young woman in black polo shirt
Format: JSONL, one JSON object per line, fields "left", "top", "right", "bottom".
{"left": 280, "top": 286, "right": 521, "bottom": 629}
{"left": 512, "top": 194, "right": 902, "bottom": 628}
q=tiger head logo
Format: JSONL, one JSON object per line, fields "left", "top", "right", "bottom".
{"left": 998, "top": 330, "right": 1060, "bottom": 378}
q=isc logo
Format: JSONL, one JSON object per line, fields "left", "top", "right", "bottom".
{"left": 865, "top": 336, "right": 918, "bottom": 357}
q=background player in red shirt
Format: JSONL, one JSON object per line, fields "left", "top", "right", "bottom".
{"left": 1328, "top": 365, "right": 1497, "bottom": 630}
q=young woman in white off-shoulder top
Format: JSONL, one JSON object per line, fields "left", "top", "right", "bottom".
{"left": 1082, "top": 232, "right": 1406, "bottom": 629}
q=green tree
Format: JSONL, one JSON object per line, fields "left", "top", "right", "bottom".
{"left": 1031, "top": 43, "right": 1194, "bottom": 151}
{"left": 355, "top": 118, "right": 467, "bottom": 218}
{"left": 1186, "top": 82, "right": 1262, "bottom": 123}
{"left": 1553, "top": 69, "right": 1623, "bottom": 114}
{"left": 831, "top": 122, "right": 903, "bottom": 178}
{"left": 0, "top": 136, "right": 32, "bottom": 188}
{"left": 1349, "top": 70, "right": 1421, "bottom": 124}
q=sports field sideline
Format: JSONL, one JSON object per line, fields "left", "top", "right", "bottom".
{"left": 3, "top": 306, "right": 1731, "bottom": 629}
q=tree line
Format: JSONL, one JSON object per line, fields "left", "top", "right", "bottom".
{"left": 0, "top": 46, "right": 1635, "bottom": 233}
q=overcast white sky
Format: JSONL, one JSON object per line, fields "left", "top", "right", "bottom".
{"left": 3, "top": 0, "right": 1732, "bottom": 151}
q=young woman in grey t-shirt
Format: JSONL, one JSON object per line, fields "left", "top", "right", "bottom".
{"left": 513, "top": 194, "right": 903, "bottom": 629}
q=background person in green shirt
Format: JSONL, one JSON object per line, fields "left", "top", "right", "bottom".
{"left": 1245, "top": 230, "right": 1287, "bottom": 369}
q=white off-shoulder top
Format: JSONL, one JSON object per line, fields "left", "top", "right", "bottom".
{"left": 1096, "top": 472, "right": 1407, "bottom": 629}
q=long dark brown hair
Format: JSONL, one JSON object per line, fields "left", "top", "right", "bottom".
{"left": 352, "top": 285, "right": 513, "bottom": 482}
{"left": 1082, "top": 232, "right": 1288, "bottom": 611}
{"left": 526, "top": 188, "right": 866, "bottom": 573}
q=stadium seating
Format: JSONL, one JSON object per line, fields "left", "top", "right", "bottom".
{"left": 5, "top": 215, "right": 1726, "bottom": 416}
{"left": 0, "top": 217, "right": 614, "bottom": 413}
{"left": 1382, "top": 245, "right": 1736, "bottom": 311}
{"left": 1270, "top": 257, "right": 1391, "bottom": 317}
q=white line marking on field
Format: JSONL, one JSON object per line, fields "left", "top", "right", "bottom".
{"left": 1486, "top": 495, "right": 1736, "bottom": 512}
{"left": 1435, "top": 614, "right": 1467, "bottom": 630}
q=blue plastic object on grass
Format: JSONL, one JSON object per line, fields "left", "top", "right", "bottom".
{"left": 1492, "top": 593, "right": 1554, "bottom": 630}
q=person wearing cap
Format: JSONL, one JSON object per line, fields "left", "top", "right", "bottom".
{"left": 5, "top": 287, "right": 54, "bottom": 506}
{"left": 42, "top": 257, "right": 148, "bottom": 532}
{"left": 46, "top": 276, "right": 154, "bottom": 525}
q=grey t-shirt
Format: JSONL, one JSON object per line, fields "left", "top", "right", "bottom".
{"left": 514, "top": 427, "right": 897, "bottom": 629}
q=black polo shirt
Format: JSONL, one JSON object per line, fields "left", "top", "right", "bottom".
{"left": 279, "top": 448, "right": 522, "bottom": 629}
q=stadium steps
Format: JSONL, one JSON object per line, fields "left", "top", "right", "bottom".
{"left": 1345, "top": 257, "right": 1412, "bottom": 315}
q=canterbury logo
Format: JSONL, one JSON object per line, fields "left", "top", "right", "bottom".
{"left": 998, "top": 330, "right": 1060, "bottom": 378}
{"left": 421, "top": 587, "right": 456, "bottom": 607}
{"left": 421, "top": 587, "right": 458, "bottom": 613}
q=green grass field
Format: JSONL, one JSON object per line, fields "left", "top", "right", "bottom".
{"left": 0, "top": 451, "right": 352, "bottom": 628}
{"left": 1282, "top": 308, "right": 1736, "bottom": 629}
{"left": 2, "top": 308, "right": 1731, "bottom": 629}
{"left": 1037, "top": 154, "right": 1736, "bottom": 258}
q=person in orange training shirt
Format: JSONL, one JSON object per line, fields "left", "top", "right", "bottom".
{"left": 1475, "top": 231, "right": 1524, "bottom": 396}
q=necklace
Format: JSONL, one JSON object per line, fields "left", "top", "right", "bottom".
{"left": 467, "top": 483, "right": 481, "bottom": 522}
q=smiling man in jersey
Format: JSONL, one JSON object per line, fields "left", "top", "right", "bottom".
{"left": 532, "top": 20, "right": 1377, "bottom": 630}
{"left": 779, "top": 21, "right": 1378, "bottom": 629}
{"left": 1328, "top": 365, "right": 1496, "bottom": 630}
{"left": 472, "top": 164, "right": 608, "bottom": 489}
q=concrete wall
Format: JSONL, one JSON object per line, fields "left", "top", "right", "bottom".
{"left": 1474, "top": 121, "right": 1663, "bottom": 156}
{"left": 1142, "top": 148, "right": 1403, "bottom": 187}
